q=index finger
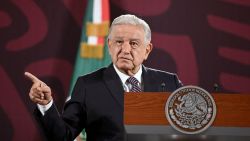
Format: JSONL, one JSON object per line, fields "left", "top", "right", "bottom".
{"left": 24, "top": 72, "right": 40, "bottom": 83}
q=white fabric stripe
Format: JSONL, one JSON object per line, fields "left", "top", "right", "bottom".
{"left": 88, "top": 36, "right": 97, "bottom": 44}
{"left": 93, "top": 0, "right": 102, "bottom": 23}
{"left": 88, "top": 0, "right": 102, "bottom": 45}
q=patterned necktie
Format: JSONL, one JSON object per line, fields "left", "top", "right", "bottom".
{"left": 126, "top": 77, "right": 142, "bottom": 92}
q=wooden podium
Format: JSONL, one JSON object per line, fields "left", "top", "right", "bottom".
{"left": 124, "top": 92, "right": 250, "bottom": 141}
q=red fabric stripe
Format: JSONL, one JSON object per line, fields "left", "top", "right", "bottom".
{"left": 98, "top": 38, "right": 104, "bottom": 45}
{"left": 102, "top": 0, "right": 110, "bottom": 21}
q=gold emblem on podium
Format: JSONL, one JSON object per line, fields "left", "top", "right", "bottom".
{"left": 165, "top": 85, "right": 216, "bottom": 134}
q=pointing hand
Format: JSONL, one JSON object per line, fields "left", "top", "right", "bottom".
{"left": 24, "top": 72, "right": 52, "bottom": 105}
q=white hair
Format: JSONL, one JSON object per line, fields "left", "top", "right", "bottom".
{"left": 108, "top": 14, "right": 151, "bottom": 43}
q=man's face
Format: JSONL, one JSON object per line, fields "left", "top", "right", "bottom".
{"left": 108, "top": 24, "right": 152, "bottom": 75}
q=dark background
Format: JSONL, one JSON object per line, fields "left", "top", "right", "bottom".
{"left": 0, "top": 0, "right": 249, "bottom": 140}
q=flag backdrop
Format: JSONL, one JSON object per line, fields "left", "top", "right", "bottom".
{"left": 69, "top": 0, "right": 111, "bottom": 140}
{"left": 69, "top": 0, "right": 111, "bottom": 95}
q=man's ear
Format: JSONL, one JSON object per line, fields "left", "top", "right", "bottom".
{"left": 107, "top": 39, "right": 112, "bottom": 53}
{"left": 144, "top": 43, "right": 153, "bottom": 60}
{"left": 107, "top": 39, "right": 112, "bottom": 56}
{"left": 107, "top": 39, "right": 111, "bottom": 48}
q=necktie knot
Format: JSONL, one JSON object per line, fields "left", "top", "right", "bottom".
{"left": 126, "top": 77, "right": 142, "bottom": 92}
{"left": 127, "top": 77, "right": 139, "bottom": 85}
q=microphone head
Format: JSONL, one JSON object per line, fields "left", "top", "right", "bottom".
{"left": 161, "top": 82, "right": 166, "bottom": 87}
{"left": 213, "top": 83, "right": 219, "bottom": 92}
{"left": 161, "top": 82, "right": 166, "bottom": 92}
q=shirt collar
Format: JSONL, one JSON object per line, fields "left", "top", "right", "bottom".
{"left": 113, "top": 64, "right": 142, "bottom": 85}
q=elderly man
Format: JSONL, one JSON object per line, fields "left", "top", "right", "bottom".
{"left": 25, "top": 14, "right": 182, "bottom": 141}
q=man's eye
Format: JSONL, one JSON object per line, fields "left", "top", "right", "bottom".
{"left": 130, "top": 41, "right": 138, "bottom": 47}
{"left": 116, "top": 40, "right": 123, "bottom": 45}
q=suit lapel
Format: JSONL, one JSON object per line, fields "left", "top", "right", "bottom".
{"left": 103, "top": 64, "right": 124, "bottom": 108}
{"left": 142, "top": 65, "right": 159, "bottom": 92}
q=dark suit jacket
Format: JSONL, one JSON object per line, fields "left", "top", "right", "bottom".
{"left": 34, "top": 64, "right": 182, "bottom": 141}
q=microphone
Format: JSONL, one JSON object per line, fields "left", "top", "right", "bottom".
{"left": 213, "top": 83, "right": 219, "bottom": 92}
{"left": 161, "top": 82, "right": 166, "bottom": 92}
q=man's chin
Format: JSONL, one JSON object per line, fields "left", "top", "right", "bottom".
{"left": 116, "top": 64, "right": 133, "bottom": 72}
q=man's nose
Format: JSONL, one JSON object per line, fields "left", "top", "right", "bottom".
{"left": 121, "top": 42, "right": 131, "bottom": 53}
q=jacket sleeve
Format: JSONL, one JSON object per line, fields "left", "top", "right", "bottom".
{"left": 33, "top": 77, "right": 86, "bottom": 141}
